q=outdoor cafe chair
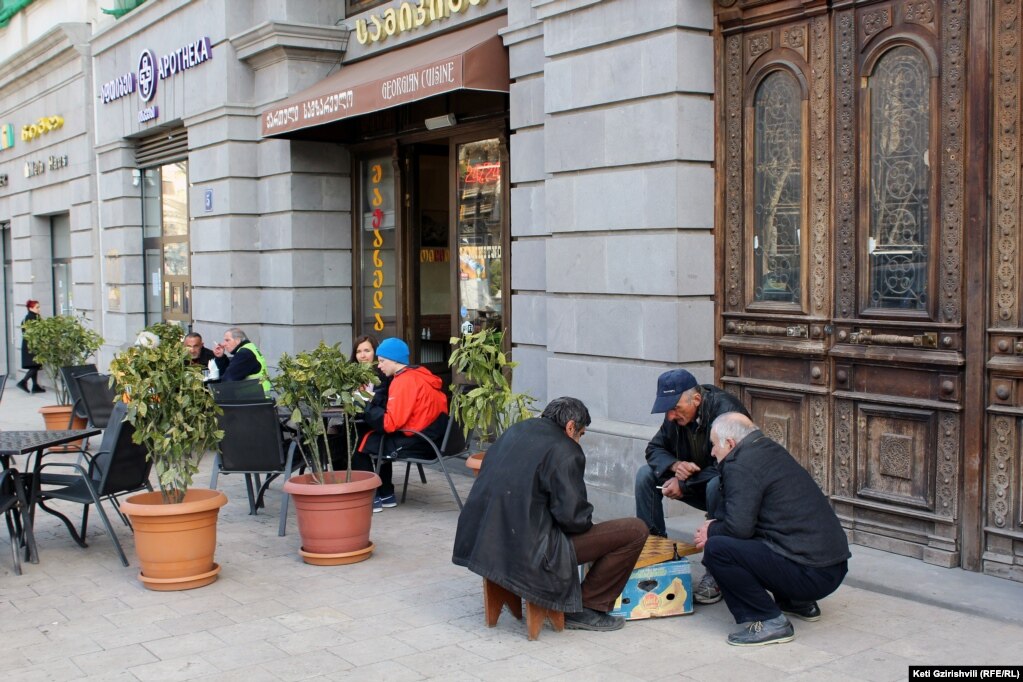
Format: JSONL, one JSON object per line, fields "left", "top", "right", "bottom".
{"left": 210, "top": 400, "right": 300, "bottom": 536}
{"left": 73, "top": 372, "right": 118, "bottom": 430}
{"left": 209, "top": 379, "right": 266, "bottom": 403}
{"left": 0, "top": 373, "right": 7, "bottom": 405}
{"left": 1, "top": 466, "right": 36, "bottom": 575}
{"left": 36, "top": 401, "right": 153, "bottom": 567}
{"left": 373, "top": 398, "right": 469, "bottom": 510}
{"left": 60, "top": 364, "right": 99, "bottom": 429}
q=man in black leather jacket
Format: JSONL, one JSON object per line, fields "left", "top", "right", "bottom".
{"left": 635, "top": 369, "right": 750, "bottom": 603}
{"left": 453, "top": 397, "right": 647, "bottom": 632}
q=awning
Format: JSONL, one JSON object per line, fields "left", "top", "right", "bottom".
{"left": 262, "top": 15, "right": 508, "bottom": 138}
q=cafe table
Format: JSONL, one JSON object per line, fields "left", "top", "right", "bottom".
{"left": 0, "top": 428, "right": 103, "bottom": 564}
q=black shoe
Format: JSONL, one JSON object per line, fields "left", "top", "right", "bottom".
{"left": 16, "top": 381, "right": 30, "bottom": 393}
{"left": 778, "top": 600, "right": 821, "bottom": 622}
{"left": 727, "top": 615, "right": 794, "bottom": 647}
{"left": 564, "top": 608, "right": 625, "bottom": 632}
{"left": 32, "top": 385, "right": 46, "bottom": 393}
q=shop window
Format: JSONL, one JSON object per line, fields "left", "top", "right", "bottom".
{"left": 359, "top": 155, "right": 397, "bottom": 337}
{"left": 752, "top": 70, "right": 803, "bottom": 305}
{"left": 50, "top": 214, "right": 72, "bottom": 315}
{"left": 142, "top": 161, "right": 191, "bottom": 325}
{"left": 866, "top": 46, "right": 931, "bottom": 311}
{"left": 346, "top": 0, "right": 389, "bottom": 15}
{"left": 456, "top": 138, "right": 503, "bottom": 334}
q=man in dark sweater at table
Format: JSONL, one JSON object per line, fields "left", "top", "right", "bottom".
{"left": 693, "top": 412, "right": 850, "bottom": 647}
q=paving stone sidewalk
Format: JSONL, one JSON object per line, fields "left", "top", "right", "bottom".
{"left": 2, "top": 386, "right": 1021, "bottom": 681}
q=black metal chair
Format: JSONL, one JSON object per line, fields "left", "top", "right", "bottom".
{"left": 1, "top": 466, "right": 37, "bottom": 575}
{"left": 210, "top": 400, "right": 300, "bottom": 536}
{"left": 60, "top": 364, "right": 99, "bottom": 428}
{"left": 373, "top": 403, "right": 468, "bottom": 510}
{"left": 209, "top": 379, "right": 266, "bottom": 403}
{"left": 73, "top": 372, "right": 118, "bottom": 430}
{"left": 36, "top": 402, "right": 153, "bottom": 567}
{"left": 0, "top": 374, "right": 8, "bottom": 405}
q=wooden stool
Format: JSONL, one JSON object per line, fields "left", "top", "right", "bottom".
{"left": 483, "top": 578, "right": 564, "bottom": 640}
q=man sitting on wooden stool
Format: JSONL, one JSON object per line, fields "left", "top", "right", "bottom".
{"left": 453, "top": 397, "right": 648, "bottom": 632}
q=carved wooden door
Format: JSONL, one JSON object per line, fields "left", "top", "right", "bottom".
{"left": 717, "top": 0, "right": 972, "bottom": 568}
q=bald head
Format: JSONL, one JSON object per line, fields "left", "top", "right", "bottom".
{"left": 710, "top": 412, "right": 757, "bottom": 463}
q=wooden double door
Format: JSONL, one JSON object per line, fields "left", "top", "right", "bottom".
{"left": 716, "top": 0, "right": 1023, "bottom": 580}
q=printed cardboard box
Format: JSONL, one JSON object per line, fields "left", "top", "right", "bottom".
{"left": 610, "top": 557, "right": 693, "bottom": 620}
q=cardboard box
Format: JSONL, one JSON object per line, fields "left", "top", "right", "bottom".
{"left": 610, "top": 557, "right": 693, "bottom": 620}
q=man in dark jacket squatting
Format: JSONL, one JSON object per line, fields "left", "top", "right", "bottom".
{"left": 452, "top": 397, "right": 647, "bottom": 632}
{"left": 694, "top": 412, "right": 850, "bottom": 646}
{"left": 635, "top": 369, "right": 750, "bottom": 604}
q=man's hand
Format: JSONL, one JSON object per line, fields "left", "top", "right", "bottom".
{"left": 693, "top": 519, "right": 713, "bottom": 549}
{"left": 213, "top": 343, "right": 225, "bottom": 358}
{"left": 661, "top": 477, "right": 684, "bottom": 500}
{"left": 671, "top": 460, "right": 700, "bottom": 481}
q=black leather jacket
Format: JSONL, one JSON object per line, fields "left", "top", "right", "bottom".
{"left": 644, "top": 384, "right": 749, "bottom": 481}
{"left": 452, "top": 417, "right": 593, "bottom": 612}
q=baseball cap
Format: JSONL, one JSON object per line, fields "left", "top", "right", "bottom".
{"left": 376, "top": 337, "right": 410, "bottom": 365}
{"left": 650, "top": 369, "right": 699, "bottom": 414}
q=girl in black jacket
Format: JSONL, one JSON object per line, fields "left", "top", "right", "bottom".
{"left": 17, "top": 299, "right": 45, "bottom": 393}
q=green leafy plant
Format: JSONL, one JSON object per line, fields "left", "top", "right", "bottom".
{"left": 271, "top": 341, "right": 380, "bottom": 484}
{"left": 109, "top": 324, "right": 223, "bottom": 504}
{"left": 448, "top": 328, "right": 535, "bottom": 446}
{"left": 23, "top": 314, "right": 104, "bottom": 405}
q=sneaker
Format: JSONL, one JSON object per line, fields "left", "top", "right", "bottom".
{"left": 32, "top": 385, "right": 45, "bottom": 393}
{"left": 693, "top": 572, "right": 723, "bottom": 605}
{"left": 372, "top": 496, "right": 382, "bottom": 513}
{"left": 564, "top": 608, "right": 625, "bottom": 632}
{"left": 727, "top": 614, "right": 794, "bottom": 646}
{"left": 378, "top": 494, "right": 398, "bottom": 508}
{"left": 778, "top": 600, "right": 821, "bottom": 622}
{"left": 16, "top": 381, "right": 29, "bottom": 393}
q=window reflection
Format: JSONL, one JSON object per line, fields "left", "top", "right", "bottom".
{"left": 456, "top": 139, "right": 503, "bottom": 334}
{"left": 752, "top": 70, "right": 803, "bottom": 304}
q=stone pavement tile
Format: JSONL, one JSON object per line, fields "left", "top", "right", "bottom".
{"left": 545, "top": 662, "right": 647, "bottom": 681}
{"left": 567, "top": 618, "right": 693, "bottom": 656}
{"left": 817, "top": 649, "right": 918, "bottom": 682}
{"left": 19, "top": 632, "right": 104, "bottom": 664}
{"left": 735, "top": 668, "right": 865, "bottom": 682}
{"left": 155, "top": 610, "right": 237, "bottom": 636}
{"left": 165, "top": 592, "right": 244, "bottom": 617}
{"left": 7, "top": 656, "right": 87, "bottom": 681}
{"left": 390, "top": 594, "right": 484, "bottom": 628}
{"left": 217, "top": 598, "right": 297, "bottom": 624}
{"left": 142, "top": 631, "right": 228, "bottom": 660}
{"left": 0, "top": 605, "right": 69, "bottom": 631}
{"left": 56, "top": 596, "right": 133, "bottom": 620}
{"left": 736, "top": 639, "right": 843, "bottom": 673}
{"left": 72, "top": 642, "right": 160, "bottom": 675}
{"left": 329, "top": 633, "right": 420, "bottom": 667}
{"left": 331, "top": 659, "right": 426, "bottom": 681}
{"left": 208, "top": 616, "right": 295, "bottom": 645}
{"left": 791, "top": 622, "right": 890, "bottom": 657}
{"left": 525, "top": 633, "right": 621, "bottom": 671}
{"left": 842, "top": 612, "right": 921, "bottom": 640}
{"left": 272, "top": 606, "right": 353, "bottom": 632}
{"left": 200, "top": 640, "right": 289, "bottom": 671}
{"left": 332, "top": 592, "right": 412, "bottom": 619}
{"left": 392, "top": 642, "right": 489, "bottom": 678}
{"left": 102, "top": 604, "right": 181, "bottom": 629}
{"left": 81, "top": 670, "right": 147, "bottom": 682}
{"left": 455, "top": 626, "right": 555, "bottom": 661}
{"left": 391, "top": 621, "right": 482, "bottom": 653}
{"left": 469, "top": 652, "right": 565, "bottom": 681}
{"left": 89, "top": 622, "right": 175, "bottom": 649}
{"left": 0, "top": 623, "right": 50, "bottom": 648}
{"left": 269, "top": 623, "right": 354, "bottom": 656}
{"left": 259, "top": 649, "right": 354, "bottom": 681}
{"left": 193, "top": 664, "right": 282, "bottom": 682}
{"left": 673, "top": 655, "right": 792, "bottom": 682}
{"left": 128, "top": 654, "right": 223, "bottom": 682}
{"left": 332, "top": 611, "right": 421, "bottom": 642}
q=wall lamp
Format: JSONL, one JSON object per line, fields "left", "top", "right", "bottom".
{"left": 425, "top": 113, "right": 457, "bottom": 131}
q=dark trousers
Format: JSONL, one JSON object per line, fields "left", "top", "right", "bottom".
{"left": 353, "top": 432, "right": 437, "bottom": 498}
{"left": 570, "top": 518, "right": 648, "bottom": 613}
{"left": 635, "top": 464, "right": 722, "bottom": 536}
{"left": 19, "top": 367, "right": 41, "bottom": 389}
{"left": 703, "top": 535, "right": 848, "bottom": 623}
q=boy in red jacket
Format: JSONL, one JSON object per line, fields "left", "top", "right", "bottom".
{"left": 354, "top": 337, "right": 448, "bottom": 512}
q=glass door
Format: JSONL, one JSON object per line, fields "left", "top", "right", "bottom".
{"left": 142, "top": 161, "right": 192, "bottom": 325}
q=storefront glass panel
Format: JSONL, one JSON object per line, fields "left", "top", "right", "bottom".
{"left": 456, "top": 138, "right": 503, "bottom": 334}
{"left": 142, "top": 160, "right": 191, "bottom": 325}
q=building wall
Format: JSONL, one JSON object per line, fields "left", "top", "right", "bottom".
{"left": 504, "top": 0, "right": 717, "bottom": 518}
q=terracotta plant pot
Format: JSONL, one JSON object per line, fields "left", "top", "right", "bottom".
{"left": 283, "top": 470, "right": 381, "bottom": 565}
{"left": 39, "top": 405, "right": 88, "bottom": 451}
{"left": 465, "top": 452, "right": 485, "bottom": 477}
{"left": 120, "top": 488, "right": 228, "bottom": 591}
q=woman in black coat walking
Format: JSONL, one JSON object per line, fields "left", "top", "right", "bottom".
{"left": 17, "top": 299, "right": 45, "bottom": 393}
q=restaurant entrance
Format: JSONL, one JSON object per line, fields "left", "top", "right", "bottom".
{"left": 354, "top": 131, "right": 508, "bottom": 382}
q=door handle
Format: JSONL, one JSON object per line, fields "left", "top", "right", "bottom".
{"left": 848, "top": 329, "right": 937, "bottom": 348}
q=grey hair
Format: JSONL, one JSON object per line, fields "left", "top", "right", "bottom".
{"left": 711, "top": 412, "right": 756, "bottom": 444}
{"left": 225, "top": 327, "right": 246, "bottom": 341}
{"left": 541, "top": 397, "right": 591, "bottom": 430}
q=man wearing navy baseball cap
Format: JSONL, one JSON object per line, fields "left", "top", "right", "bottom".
{"left": 635, "top": 368, "right": 750, "bottom": 605}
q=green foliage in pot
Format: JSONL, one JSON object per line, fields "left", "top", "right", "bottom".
{"left": 448, "top": 328, "right": 535, "bottom": 447}
{"left": 109, "top": 324, "right": 223, "bottom": 504}
{"left": 272, "top": 341, "right": 379, "bottom": 485}
{"left": 23, "top": 314, "right": 104, "bottom": 405}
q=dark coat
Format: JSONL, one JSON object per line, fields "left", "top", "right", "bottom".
{"left": 708, "top": 430, "right": 851, "bottom": 568}
{"left": 215, "top": 340, "right": 261, "bottom": 381}
{"left": 452, "top": 417, "right": 593, "bottom": 612}
{"left": 20, "top": 311, "right": 41, "bottom": 369}
{"left": 187, "top": 346, "right": 216, "bottom": 367}
{"left": 643, "top": 384, "right": 749, "bottom": 485}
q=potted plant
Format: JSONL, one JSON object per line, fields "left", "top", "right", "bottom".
{"left": 110, "top": 322, "right": 227, "bottom": 591}
{"left": 22, "top": 313, "right": 103, "bottom": 431}
{"left": 273, "top": 341, "right": 381, "bottom": 565}
{"left": 448, "top": 328, "right": 535, "bottom": 475}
